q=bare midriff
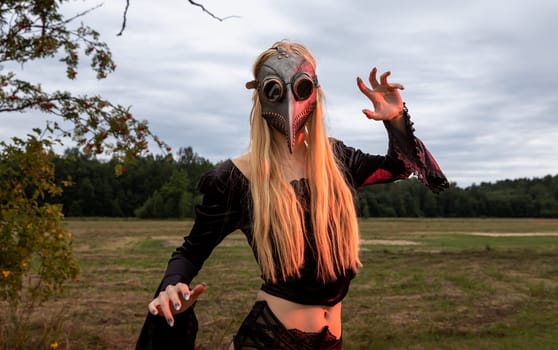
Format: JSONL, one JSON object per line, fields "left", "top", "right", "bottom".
{"left": 256, "top": 290, "right": 342, "bottom": 339}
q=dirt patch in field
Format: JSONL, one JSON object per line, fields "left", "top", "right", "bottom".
{"left": 465, "top": 232, "right": 558, "bottom": 237}
{"left": 361, "top": 231, "right": 558, "bottom": 246}
{"left": 361, "top": 239, "right": 422, "bottom": 246}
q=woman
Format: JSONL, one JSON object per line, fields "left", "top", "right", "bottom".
{"left": 136, "top": 40, "right": 448, "bottom": 349}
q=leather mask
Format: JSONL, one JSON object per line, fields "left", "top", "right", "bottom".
{"left": 248, "top": 49, "right": 318, "bottom": 153}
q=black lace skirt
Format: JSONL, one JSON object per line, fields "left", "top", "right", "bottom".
{"left": 233, "top": 300, "right": 342, "bottom": 350}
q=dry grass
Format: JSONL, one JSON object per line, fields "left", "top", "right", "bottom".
{"left": 2, "top": 218, "right": 558, "bottom": 349}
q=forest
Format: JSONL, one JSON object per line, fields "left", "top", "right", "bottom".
{"left": 52, "top": 147, "right": 558, "bottom": 219}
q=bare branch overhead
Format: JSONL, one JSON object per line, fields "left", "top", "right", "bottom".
{"left": 116, "top": 0, "right": 130, "bottom": 36}
{"left": 117, "top": 0, "right": 240, "bottom": 36}
{"left": 187, "top": 0, "right": 240, "bottom": 22}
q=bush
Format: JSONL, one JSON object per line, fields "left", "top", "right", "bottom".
{"left": 0, "top": 135, "right": 79, "bottom": 348}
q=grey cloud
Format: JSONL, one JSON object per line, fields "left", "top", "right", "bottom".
{"left": 1, "top": 0, "right": 557, "bottom": 187}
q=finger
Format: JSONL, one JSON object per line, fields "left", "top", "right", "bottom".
{"left": 181, "top": 283, "right": 208, "bottom": 309}
{"left": 356, "top": 77, "right": 370, "bottom": 95}
{"left": 166, "top": 285, "right": 182, "bottom": 314}
{"left": 148, "top": 299, "right": 159, "bottom": 316}
{"left": 362, "top": 109, "right": 381, "bottom": 121}
{"left": 176, "top": 282, "right": 192, "bottom": 302}
{"left": 189, "top": 283, "right": 208, "bottom": 301}
{"left": 368, "top": 67, "right": 380, "bottom": 89}
{"left": 380, "top": 71, "right": 391, "bottom": 87}
{"left": 157, "top": 291, "right": 175, "bottom": 327}
{"left": 380, "top": 72, "right": 405, "bottom": 90}
{"left": 388, "top": 82, "right": 405, "bottom": 90}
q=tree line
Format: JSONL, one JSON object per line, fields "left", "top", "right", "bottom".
{"left": 52, "top": 146, "right": 213, "bottom": 218}
{"left": 51, "top": 147, "right": 558, "bottom": 219}
{"left": 359, "top": 175, "right": 558, "bottom": 218}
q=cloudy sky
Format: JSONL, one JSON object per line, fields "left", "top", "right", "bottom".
{"left": 2, "top": 0, "right": 557, "bottom": 188}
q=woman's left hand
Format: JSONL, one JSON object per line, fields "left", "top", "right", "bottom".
{"left": 357, "top": 67, "right": 404, "bottom": 121}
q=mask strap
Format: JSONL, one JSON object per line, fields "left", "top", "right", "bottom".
{"left": 245, "top": 80, "right": 258, "bottom": 89}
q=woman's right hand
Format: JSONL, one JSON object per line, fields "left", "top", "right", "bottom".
{"left": 148, "top": 282, "right": 207, "bottom": 327}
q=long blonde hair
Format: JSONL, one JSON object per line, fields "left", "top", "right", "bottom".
{"left": 248, "top": 40, "right": 361, "bottom": 283}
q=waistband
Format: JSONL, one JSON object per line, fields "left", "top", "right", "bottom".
{"left": 233, "top": 300, "right": 342, "bottom": 349}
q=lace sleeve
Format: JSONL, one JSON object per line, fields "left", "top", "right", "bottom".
{"left": 332, "top": 104, "right": 449, "bottom": 193}
{"left": 383, "top": 103, "right": 449, "bottom": 193}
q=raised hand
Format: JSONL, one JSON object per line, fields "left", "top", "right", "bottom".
{"left": 357, "top": 67, "right": 404, "bottom": 121}
{"left": 148, "top": 282, "right": 207, "bottom": 327}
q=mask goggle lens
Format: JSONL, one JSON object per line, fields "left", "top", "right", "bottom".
{"left": 261, "top": 74, "right": 315, "bottom": 103}
{"left": 262, "top": 79, "right": 284, "bottom": 103}
{"left": 293, "top": 75, "right": 314, "bottom": 101}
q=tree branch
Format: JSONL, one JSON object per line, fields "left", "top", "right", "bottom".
{"left": 63, "top": 3, "right": 104, "bottom": 25}
{"left": 187, "top": 0, "right": 240, "bottom": 22}
{"left": 116, "top": 0, "right": 130, "bottom": 36}
{"left": 117, "top": 0, "right": 239, "bottom": 36}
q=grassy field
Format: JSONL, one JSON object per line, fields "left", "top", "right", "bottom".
{"left": 4, "top": 218, "right": 558, "bottom": 349}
